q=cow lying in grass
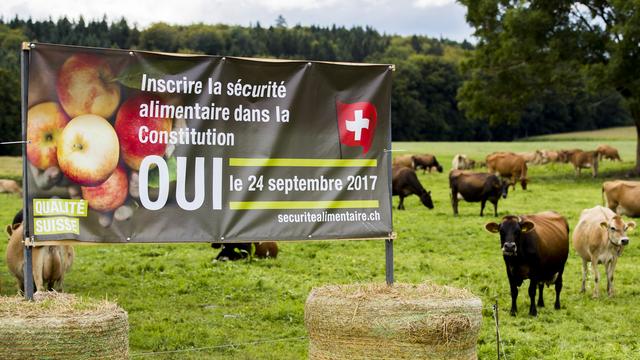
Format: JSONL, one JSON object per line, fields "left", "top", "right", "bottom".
{"left": 211, "top": 242, "right": 278, "bottom": 261}
{"left": 6, "top": 211, "right": 74, "bottom": 292}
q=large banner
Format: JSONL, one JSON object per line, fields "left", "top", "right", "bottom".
{"left": 24, "top": 43, "right": 393, "bottom": 243}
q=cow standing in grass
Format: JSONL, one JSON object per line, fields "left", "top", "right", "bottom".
{"left": 392, "top": 166, "right": 433, "bottom": 210}
{"left": 596, "top": 144, "right": 622, "bottom": 162}
{"left": 486, "top": 152, "right": 528, "bottom": 190}
{"left": 573, "top": 206, "right": 635, "bottom": 297}
{"left": 603, "top": 180, "right": 640, "bottom": 217}
{"left": 6, "top": 211, "right": 74, "bottom": 292}
{"left": 486, "top": 212, "right": 569, "bottom": 316}
{"left": 449, "top": 170, "right": 508, "bottom": 217}
{"left": 412, "top": 154, "right": 443, "bottom": 174}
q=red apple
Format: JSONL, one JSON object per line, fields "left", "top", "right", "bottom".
{"left": 27, "top": 102, "right": 69, "bottom": 169}
{"left": 115, "top": 93, "right": 172, "bottom": 170}
{"left": 56, "top": 53, "right": 121, "bottom": 119}
{"left": 81, "top": 165, "right": 128, "bottom": 212}
{"left": 57, "top": 114, "right": 120, "bottom": 186}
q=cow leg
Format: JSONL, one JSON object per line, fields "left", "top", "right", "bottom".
{"left": 398, "top": 196, "right": 405, "bottom": 210}
{"left": 507, "top": 271, "right": 518, "bottom": 316}
{"left": 528, "top": 280, "right": 538, "bottom": 316}
{"left": 480, "top": 199, "right": 486, "bottom": 217}
{"left": 591, "top": 254, "right": 600, "bottom": 298}
{"left": 606, "top": 257, "right": 618, "bottom": 297}
{"left": 580, "top": 258, "right": 588, "bottom": 293}
{"left": 451, "top": 189, "right": 459, "bottom": 216}
{"left": 491, "top": 199, "right": 498, "bottom": 217}
{"left": 554, "top": 271, "right": 563, "bottom": 310}
{"left": 537, "top": 283, "right": 545, "bottom": 307}
{"left": 31, "top": 247, "right": 45, "bottom": 293}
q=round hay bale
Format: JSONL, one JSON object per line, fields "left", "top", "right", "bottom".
{"left": 0, "top": 292, "right": 129, "bottom": 359}
{"left": 305, "top": 283, "right": 482, "bottom": 360}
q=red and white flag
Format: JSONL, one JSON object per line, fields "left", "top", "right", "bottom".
{"left": 336, "top": 100, "right": 378, "bottom": 155}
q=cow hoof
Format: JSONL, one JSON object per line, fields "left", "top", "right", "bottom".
{"left": 554, "top": 304, "right": 561, "bottom": 310}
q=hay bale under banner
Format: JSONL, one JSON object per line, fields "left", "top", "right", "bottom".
{"left": 0, "top": 292, "right": 129, "bottom": 359}
{"left": 305, "top": 283, "right": 482, "bottom": 360}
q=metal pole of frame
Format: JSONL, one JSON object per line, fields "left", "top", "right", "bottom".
{"left": 21, "top": 42, "right": 34, "bottom": 300}
{"left": 385, "top": 238, "right": 394, "bottom": 285}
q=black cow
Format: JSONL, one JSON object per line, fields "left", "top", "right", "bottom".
{"left": 211, "top": 242, "right": 278, "bottom": 261}
{"left": 392, "top": 166, "right": 434, "bottom": 210}
{"left": 449, "top": 170, "right": 508, "bottom": 216}
{"left": 485, "top": 212, "right": 569, "bottom": 316}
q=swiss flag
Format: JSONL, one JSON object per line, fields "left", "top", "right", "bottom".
{"left": 336, "top": 100, "right": 378, "bottom": 155}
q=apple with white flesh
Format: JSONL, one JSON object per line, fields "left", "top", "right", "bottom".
{"left": 56, "top": 53, "right": 121, "bottom": 119}
{"left": 57, "top": 114, "right": 120, "bottom": 186}
{"left": 27, "top": 102, "right": 69, "bottom": 170}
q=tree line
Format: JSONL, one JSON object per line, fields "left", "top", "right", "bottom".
{"left": 0, "top": 16, "right": 632, "bottom": 155}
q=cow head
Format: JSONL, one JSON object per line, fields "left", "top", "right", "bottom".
{"left": 498, "top": 178, "right": 509, "bottom": 199}
{"left": 436, "top": 164, "right": 443, "bottom": 173}
{"left": 420, "top": 190, "right": 434, "bottom": 209}
{"left": 600, "top": 216, "right": 635, "bottom": 246}
{"left": 485, "top": 216, "right": 535, "bottom": 256}
{"left": 520, "top": 178, "right": 528, "bottom": 190}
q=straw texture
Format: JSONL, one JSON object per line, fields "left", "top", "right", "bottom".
{"left": 0, "top": 292, "right": 129, "bottom": 359}
{"left": 305, "top": 283, "right": 482, "bottom": 360}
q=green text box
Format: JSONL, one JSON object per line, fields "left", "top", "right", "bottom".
{"left": 33, "top": 217, "right": 80, "bottom": 235}
{"left": 33, "top": 198, "right": 88, "bottom": 217}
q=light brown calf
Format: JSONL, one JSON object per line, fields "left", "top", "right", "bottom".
{"left": 572, "top": 206, "right": 635, "bottom": 297}
{"left": 6, "top": 223, "right": 74, "bottom": 293}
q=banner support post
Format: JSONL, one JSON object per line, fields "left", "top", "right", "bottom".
{"left": 385, "top": 238, "right": 394, "bottom": 285}
{"left": 21, "top": 42, "right": 34, "bottom": 301}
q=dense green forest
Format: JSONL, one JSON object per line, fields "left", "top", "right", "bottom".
{"left": 0, "top": 16, "right": 632, "bottom": 155}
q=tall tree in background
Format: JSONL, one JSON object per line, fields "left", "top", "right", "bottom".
{"left": 458, "top": 1, "right": 640, "bottom": 172}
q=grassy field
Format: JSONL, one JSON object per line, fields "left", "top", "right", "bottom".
{"left": 527, "top": 126, "right": 636, "bottom": 141}
{"left": 1, "top": 139, "right": 639, "bottom": 359}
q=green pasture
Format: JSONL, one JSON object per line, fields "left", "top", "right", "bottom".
{"left": 1, "top": 139, "right": 639, "bottom": 359}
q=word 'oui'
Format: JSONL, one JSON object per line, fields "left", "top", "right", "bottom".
{"left": 138, "top": 156, "right": 222, "bottom": 211}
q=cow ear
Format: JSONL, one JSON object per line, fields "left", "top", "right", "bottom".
{"left": 521, "top": 221, "right": 535, "bottom": 233}
{"left": 5, "top": 225, "right": 12, "bottom": 236}
{"left": 626, "top": 221, "right": 636, "bottom": 231}
{"left": 599, "top": 222, "right": 608, "bottom": 231}
{"left": 485, "top": 222, "right": 500, "bottom": 233}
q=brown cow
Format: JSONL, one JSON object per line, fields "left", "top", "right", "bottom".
{"left": 449, "top": 170, "right": 509, "bottom": 216}
{"left": 572, "top": 206, "right": 635, "bottom": 297}
{"left": 412, "top": 154, "right": 443, "bottom": 173}
{"left": 0, "top": 179, "right": 22, "bottom": 196}
{"left": 486, "top": 211, "right": 569, "bottom": 316}
{"left": 596, "top": 144, "right": 622, "bottom": 162}
{"left": 603, "top": 180, "right": 640, "bottom": 217}
{"left": 392, "top": 155, "right": 413, "bottom": 169}
{"left": 541, "top": 150, "right": 559, "bottom": 163}
{"left": 392, "top": 166, "right": 433, "bottom": 210}
{"left": 6, "top": 221, "right": 74, "bottom": 293}
{"left": 486, "top": 152, "right": 528, "bottom": 190}
{"left": 568, "top": 150, "right": 598, "bottom": 177}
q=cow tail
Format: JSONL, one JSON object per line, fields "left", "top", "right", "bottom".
{"left": 601, "top": 184, "right": 605, "bottom": 206}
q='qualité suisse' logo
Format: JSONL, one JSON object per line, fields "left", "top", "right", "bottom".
{"left": 336, "top": 100, "right": 378, "bottom": 155}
